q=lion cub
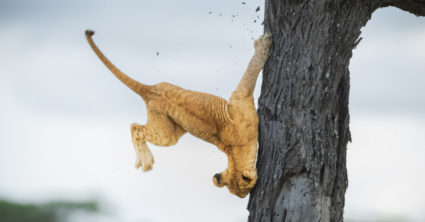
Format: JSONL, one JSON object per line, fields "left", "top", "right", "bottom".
{"left": 86, "top": 30, "right": 271, "bottom": 197}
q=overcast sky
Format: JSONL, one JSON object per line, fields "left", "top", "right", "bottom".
{"left": 1, "top": 1, "right": 425, "bottom": 221}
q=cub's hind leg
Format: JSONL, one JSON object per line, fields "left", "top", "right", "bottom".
{"left": 131, "top": 110, "right": 186, "bottom": 171}
{"left": 131, "top": 125, "right": 154, "bottom": 172}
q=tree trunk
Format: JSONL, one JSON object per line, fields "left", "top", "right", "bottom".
{"left": 248, "top": 0, "right": 425, "bottom": 221}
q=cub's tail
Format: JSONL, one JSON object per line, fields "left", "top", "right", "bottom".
{"left": 85, "top": 30, "right": 151, "bottom": 99}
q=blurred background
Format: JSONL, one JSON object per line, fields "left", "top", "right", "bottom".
{"left": 0, "top": 0, "right": 424, "bottom": 221}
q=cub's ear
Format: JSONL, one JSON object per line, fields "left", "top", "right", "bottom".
{"left": 213, "top": 173, "right": 226, "bottom": 188}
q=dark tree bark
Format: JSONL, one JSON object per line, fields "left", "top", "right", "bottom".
{"left": 248, "top": 0, "right": 425, "bottom": 221}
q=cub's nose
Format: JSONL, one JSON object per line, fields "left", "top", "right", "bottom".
{"left": 214, "top": 173, "right": 222, "bottom": 183}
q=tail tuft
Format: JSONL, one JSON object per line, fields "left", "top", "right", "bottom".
{"left": 85, "top": 29, "right": 95, "bottom": 37}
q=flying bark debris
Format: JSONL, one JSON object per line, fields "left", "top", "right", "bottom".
{"left": 242, "top": 2, "right": 246, "bottom": 4}
{"left": 256, "top": 6, "right": 260, "bottom": 12}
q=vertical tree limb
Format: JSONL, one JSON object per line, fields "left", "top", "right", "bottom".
{"left": 247, "top": 0, "right": 425, "bottom": 221}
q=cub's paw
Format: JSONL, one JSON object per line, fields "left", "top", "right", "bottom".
{"left": 137, "top": 148, "right": 154, "bottom": 172}
{"left": 135, "top": 159, "right": 142, "bottom": 169}
{"left": 254, "top": 32, "right": 272, "bottom": 52}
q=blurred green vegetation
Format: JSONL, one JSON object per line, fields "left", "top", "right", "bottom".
{"left": 0, "top": 199, "right": 99, "bottom": 222}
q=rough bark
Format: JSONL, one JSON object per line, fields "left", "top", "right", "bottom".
{"left": 247, "top": 0, "right": 425, "bottom": 221}
{"left": 380, "top": 0, "right": 425, "bottom": 16}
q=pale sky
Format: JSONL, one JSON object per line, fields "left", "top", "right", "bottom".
{"left": 0, "top": 1, "right": 425, "bottom": 221}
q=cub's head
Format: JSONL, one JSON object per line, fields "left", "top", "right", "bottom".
{"left": 213, "top": 168, "right": 257, "bottom": 198}
{"left": 212, "top": 144, "right": 258, "bottom": 198}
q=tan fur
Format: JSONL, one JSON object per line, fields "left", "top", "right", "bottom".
{"left": 85, "top": 30, "right": 271, "bottom": 198}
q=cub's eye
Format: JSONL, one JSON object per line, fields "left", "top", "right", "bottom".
{"left": 242, "top": 174, "right": 251, "bottom": 182}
